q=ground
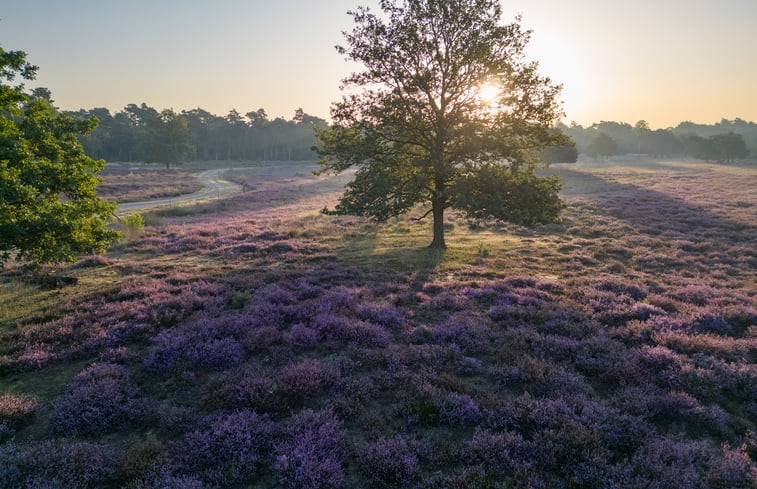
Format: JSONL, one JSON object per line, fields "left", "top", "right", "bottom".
{"left": 0, "top": 158, "right": 755, "bottom": 488}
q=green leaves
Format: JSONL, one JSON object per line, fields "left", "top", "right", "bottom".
{"left": 318, "top": 1, "right": 567, "bottom": 245}
{"left": 0, "top": 48, "right": 118, "bottom": 265}
{"left": 452, "top": 163, "right": 564, "bottom": 226}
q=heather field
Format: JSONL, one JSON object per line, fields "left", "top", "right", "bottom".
{"left": 1, "top": 159, "right": 756, "bottom": 488}
{"left": 98, "top": 165, "right": 203, "bottom": 203}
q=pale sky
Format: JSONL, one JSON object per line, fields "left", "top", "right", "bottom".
{"left": 2, "top": 0, "right": 756, "bottom": 128}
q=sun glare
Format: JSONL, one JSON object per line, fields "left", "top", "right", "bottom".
{"left": 476, "top": 82, "right": 500, "bottom": 105}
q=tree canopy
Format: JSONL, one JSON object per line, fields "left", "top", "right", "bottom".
{"left": 0, "top": 47, "right": 117, "bottom": 265}
{"left": 586, "top": 132, "right": 618, "bottom": 159}
{"left": 315, "top": 0, "right": 567, "bottom": 248}
{"left": 69, "top": 105, "right": 327, "bottom": 164}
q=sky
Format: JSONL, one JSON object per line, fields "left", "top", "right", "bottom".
{"left": 2, "top": 0, "right": 756, "bottom": 129}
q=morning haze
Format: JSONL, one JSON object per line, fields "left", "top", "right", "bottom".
{"left": 2, "top": 0, "right": 756, "bottom": 128}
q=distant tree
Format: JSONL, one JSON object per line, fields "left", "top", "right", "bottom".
{"left": 29, "top": 86, "right": 54, "bottom": 105}
{"left": 587, "top": 132, "right": 618, "bottom": 159}
{"left": 0, "top": 47, "right": 117, "bottom": 265}
{"left": 681, "top": 134, "right": 715, "bottom": 161}
{"left": 542, "top": 142, "right": 578, "bottom": 163}
{"left": 645, "top": 129, "right": 682, "bottom": 157}
{"left": 315, "top": 0, "right": 566, "bottom": 249}
{"left": 591, "top": 121, "right": 636, "bottom": 153}
{"left": 634, "top": 120, "right": 650, "bottom": 154}
{"left": 144, "top": 109, "right": 191, "bottom": 168}
{"left": 709, "top": 132, "right": 748, "bottom": 162}
{"left": 681, "top": 132, "right": 748, "bottom": 163}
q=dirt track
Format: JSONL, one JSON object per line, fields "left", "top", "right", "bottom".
{"left": 115, "top": 169, "right": 242, "bottom": 216}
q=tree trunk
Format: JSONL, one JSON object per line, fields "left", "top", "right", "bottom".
{"left": 429, "top": 198, "right": 446, "bottom": 249}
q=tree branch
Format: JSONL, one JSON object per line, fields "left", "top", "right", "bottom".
{"left": 412, "top": 208, "right": 434, "bottom": 221}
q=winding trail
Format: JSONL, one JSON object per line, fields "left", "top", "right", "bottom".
{"left": 115, "top": 169, "right": 243, "bottom": 216}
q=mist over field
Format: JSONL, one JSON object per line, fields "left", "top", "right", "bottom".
{"left": 1, "top": 1, "right": 756, "bottom": 488}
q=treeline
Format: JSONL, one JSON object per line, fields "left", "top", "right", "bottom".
{"left": 64, "top": 104, "right": 328, "bottom": 165}
{"left": 556, "top": 119, "right": 755, "bottom": 162}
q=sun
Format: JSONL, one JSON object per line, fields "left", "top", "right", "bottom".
{"left": 476, "top": 82, "right": 501, "bottom": 105}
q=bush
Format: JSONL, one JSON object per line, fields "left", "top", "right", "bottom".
{"left": 360, "top": 436, "right": 420, "bottom": 487}
{"left": 122, "top": 212, "right": 145, "bottom": 241}
{"left": 0, "top": 393, "right": 37, "bottom": 429}
{"left": 1, "top": 439, "right": 119, "bottom": 489}
{"left": 50, "top": 363, "right": 143, "bottom": 436}
{"left": 174, "top": 409, "right": 274, "bottom": 485}
{"left": 275, "top": 409, "right": 347, "bottom": 489}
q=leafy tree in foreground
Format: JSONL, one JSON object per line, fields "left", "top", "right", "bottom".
{"left": 315, "top": 0, "right": 566, "bottom": 248}
{"left": 0, "top": 47, "right": 117, "bottom": 265}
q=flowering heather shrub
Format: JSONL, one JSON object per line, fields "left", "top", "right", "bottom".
{"left": 636, "top": 344, "right": 683, "bottom": 371}
{"left": 690, "top": 311, "right": 733, "bottom": 335}
{"left": 591, "top": 277, "right": 647, "bottom": 300}
{"left": 312, "top": 313, "right": 389, "bottom": 347}
{"left": 653, "top": 330, "right": 753, "bottom": 362}
{"left": 0, "top": 439, "right": 119, "bottom": 489}
{"left": 616, "top": 436, "right": 757, "bottom": 489}
{"left": 432, "top": 312, "right": 491, "bottom": 353}
{"left": 143, "top": 331, "right": 190, "bottom": 373}
{"left": 50, "top": 363, "right": 143, "bottom": 436}
{"left": 255, "top": 283, "right": 298, "bottom": 306}
{"left": 462, "top": 429, "right": 533, "bottom": 476}
{"left": 461, "top": 284, "right": 504, "bottom": 304}
{"left": 175, "top": 409, "right": 274, "bottom": 485}
{"left": 277, "top": 358, "right": 338, "bottom": 402}
{"left": 456, "top": 356, "right": 484, "bottom": 376}
{"left": 152, "top": 403, "right": 197, "bottom": 436}
{"left": 437, "top": 392, "right": 481, "bottom": 425}
{"left": 530, "top": 421, "right": 613, "bottom": 487}
{"left": 671, "top": 285, "right": 716, "bottom": 306}
{"left": 275, "top": 409, "right": 347, "bottom": 489}
{"left": 240, "top": 325, "right": 284, "bottom": 353}
{"left": 200, "top": 369, "right": 276, "bottom": 412}
{"left": 657, "top": 391, "right": 729, "bottom": 433}
{"left": 360, "top": 436, "right": 420, "bottom": 487}
{"left": 358, "top": 303, "right": 406, "bottom": 327}
{"left": 312, "top": 286, "right": 359, "bottom": 316}
{"left": 146, "top": 473, "right": 205, "bottom": 489}
{"left": 185, "top": 336, "right": 245, "bottom": 370}
{"left": 427, "top": 290, "right": 473, "bottom": 311}
{"left": 294, "top": 279, "right": 323, "bottom": 300}
{"left": 284, "top": 323, "right": 320, "bottom": 349}
{"left": 99, "top": 345, "right": 132, "bottom": 362}
{"left": 0, "top": 393, "right": 37, "bottom": 429}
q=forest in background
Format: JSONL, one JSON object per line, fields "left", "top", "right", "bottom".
{"left": 559, "top": 119, "right": 756, "bottom": 162}
{"left": 46, "top": 89, "right": 755, "bottom": 166}
{"left": 62, "top": 102, "right": 327, "bottom": 165}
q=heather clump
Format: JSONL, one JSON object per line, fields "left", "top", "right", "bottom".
{"left": 359, "top": 435, "right": 421, "bottom": 487}
{"left": 0, "top": 393, "right": 38, "bottom": 430}
{"left": 173, "top": 409, "right": 274, "bottom": 485}
{"left": 275, "top": 409, "right": 347, "bottom": 489}
{"left": 0, "top": 439, "right": 119, "bottom": 489}
{"left": 50, "top": 363, "right": 143, "bottom": 436}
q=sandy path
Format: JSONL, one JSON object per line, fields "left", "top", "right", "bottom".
{"left": 115, "top": 169, "right": 242, "bottom": 216}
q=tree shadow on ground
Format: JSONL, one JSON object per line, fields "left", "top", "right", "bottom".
{"left": 557, "top": 169, "right": 756, "bottom": 245}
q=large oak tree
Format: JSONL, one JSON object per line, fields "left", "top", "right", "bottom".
{"left": 0, "top": 47, "right": 117, "bottom": 265}
{"left": 316, "top": 0, "right": 567, "bottom": 248}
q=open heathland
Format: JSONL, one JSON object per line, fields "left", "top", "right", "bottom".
{"left": 97, "top": 164, "right": 203, "bottom": 203}
{"left": 0, "top": 158, "right": 755, "bottom": 488}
